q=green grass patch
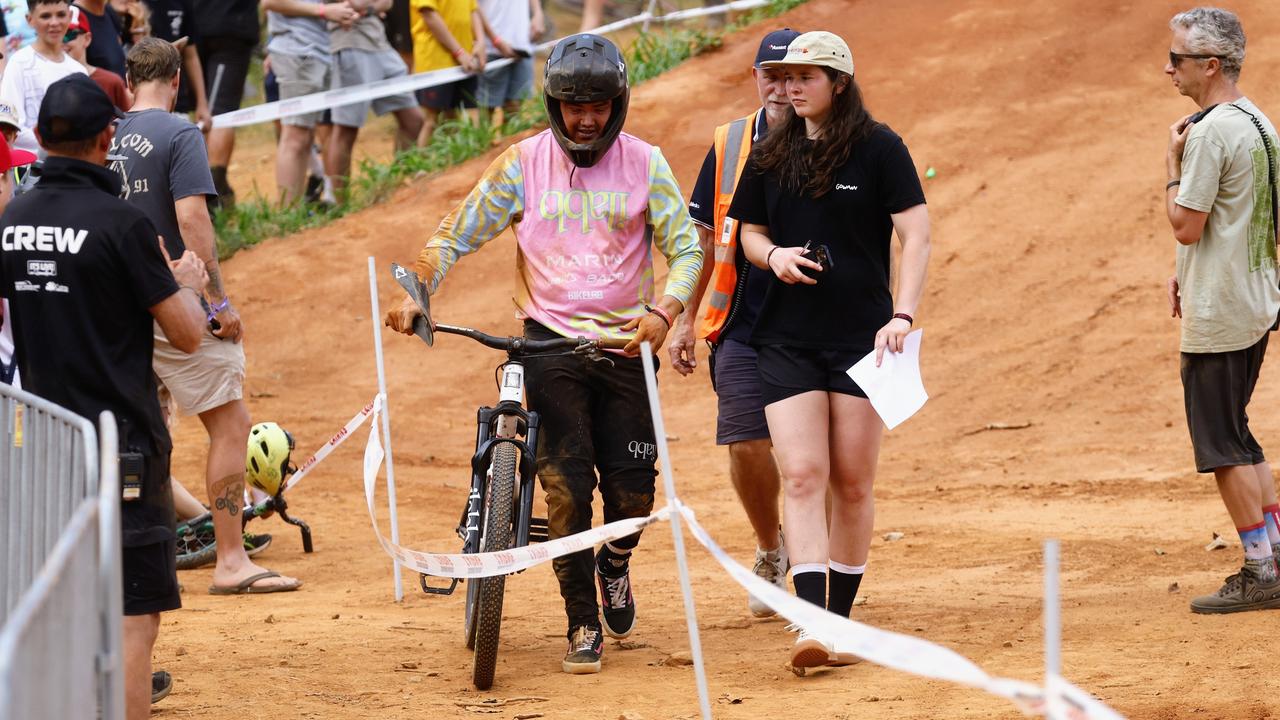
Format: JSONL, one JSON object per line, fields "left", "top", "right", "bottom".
{"left": 213, "top": 0, "right": 809, "bottom": 259}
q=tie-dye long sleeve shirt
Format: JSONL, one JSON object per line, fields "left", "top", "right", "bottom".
{"left": 413, "top": 129, "right": 703, "bottom": 341}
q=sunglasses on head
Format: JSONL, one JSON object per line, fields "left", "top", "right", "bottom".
{"left": 1169, "top": 50, "right": 1224, "bottom": 66}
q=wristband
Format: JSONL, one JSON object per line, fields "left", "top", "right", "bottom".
{"left": 453, "top": 47, "right": 467, "bottom": 59}
{"left": 206, "top": 298, "right": 230, "bottom": 323}
{"left": 644, "top": 304, "right": 673, "bottom": 328}
{"left": 314, "top": 2, "right": 326, "bottom": 17}
{"left": 766, "top": 245, "right": 781, "bottom": 269}
{"left": 1166, "top": 179, "right": 1181, "bottom": 190}
{"left": 892, "top": 312, "right": 914, "bottom": 325}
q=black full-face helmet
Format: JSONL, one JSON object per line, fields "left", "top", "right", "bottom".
{"left": 544, "top": 34, "right": 630, "bottom": 168}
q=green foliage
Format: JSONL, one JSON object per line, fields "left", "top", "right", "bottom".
{"left": 214, "top": 0, "right": 809, "bottom": 258}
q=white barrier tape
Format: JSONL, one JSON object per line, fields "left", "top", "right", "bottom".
{"left": 361, "top": 396, "right": 669, "bottom": 578}
{"left": 282, "top": 397, "right": 378, "bottom": 493}
{"left": 213, "top": 0, "right": 769, "bottom": 127}
{"left": 673, "top": 502, "right": 1050, "bottom": 714}
{"left": 343, "top": 395, "right": 1121, "bottom": 718}
{"left": 1048, "top": 674, "right": 1125, "bottom": 720}
{"left": 211, "top": 61, "right": 511, "bottom": 129}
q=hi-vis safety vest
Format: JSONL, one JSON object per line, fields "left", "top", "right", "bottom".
{"left": 698, "top": 109, "right": 760, "bottom": 343}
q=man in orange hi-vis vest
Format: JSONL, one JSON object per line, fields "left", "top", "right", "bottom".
{"left": 669, "top": 28, "right": 799, "bottom": 618}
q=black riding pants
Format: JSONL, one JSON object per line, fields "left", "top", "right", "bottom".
{"left": 523, "top": 321, "right": 658, "bottom": 631}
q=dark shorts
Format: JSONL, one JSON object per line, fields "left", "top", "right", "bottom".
{"left": 417, "top": 76, "right": 477, "bottom": 110}
{"left": 199, "top": 36, "right": 256, "bottom": 115}
{"left": 1181, "top": 334, "right": 1269, "bottom": 473}
{"left": 755, "top": 344, "right": 867, "bottom": 407}
{"left": 712, "top": 338, "right": 771, "bottom": 445}
{"left": 122, "top": 538, "right": 181, "bottom": 616}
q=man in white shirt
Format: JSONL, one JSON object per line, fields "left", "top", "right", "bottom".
{"left": 0, "top": 0, "right": 87, "bottom": 153}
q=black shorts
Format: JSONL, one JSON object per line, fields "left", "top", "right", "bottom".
{"left": 1181, "top": 334, "right": 1269, "bottom": 473}
{"left": 755, "top": 344, "right": 867, "bottom": 407}
{"left": 417, "top": 77, "right": 478, "bottom": 110}
{"left": 711, "top": 338, "right": 771, "bottom": 445}
{"left": 122, "top": 538, "right": 181, "bottom": 616}
{"left": 199, "top": 36, "right": 256, "bottom": 116}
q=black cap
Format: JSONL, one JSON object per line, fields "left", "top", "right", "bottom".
{"left": 37, "top": 74, "right": 123, "bottom": 145}
{"left": 754, "top": 28, "right": 801, "bottom": 67}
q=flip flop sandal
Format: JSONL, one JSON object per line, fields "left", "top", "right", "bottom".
{"left": 151, "top": 670, "right": 172, "bottom": 704}
{"left": 208, "top": 570, "right": 301, "bottom": 595}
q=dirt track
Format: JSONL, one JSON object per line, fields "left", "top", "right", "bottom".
{"left": 160, "top": 1, "right": 1280, "bottom": 718}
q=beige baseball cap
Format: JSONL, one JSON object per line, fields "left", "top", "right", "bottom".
{"left": 759, "top": 30, "right": 854, "bottom": 75}
{"left": 0, "top": 102, "right": 18, "bottom": 130}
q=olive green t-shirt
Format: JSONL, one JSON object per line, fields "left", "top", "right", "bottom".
{"left": 1175, "top": 97, "right": 1280, "bottom": 353}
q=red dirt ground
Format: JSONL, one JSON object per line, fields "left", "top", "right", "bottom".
{"left": 158, "top": 1, "right": 1280, "bottom": 718}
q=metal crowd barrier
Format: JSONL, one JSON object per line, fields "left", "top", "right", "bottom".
{"left": 0, "top": 384, "right": 122, "bottom": 720}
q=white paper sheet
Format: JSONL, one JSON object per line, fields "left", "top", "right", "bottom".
{"left": 846, "top": 329, "right": 928, "bottom": 430}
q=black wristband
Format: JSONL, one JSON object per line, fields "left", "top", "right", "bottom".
{"left": 892, "top": 312, "right": 914, "bottom": 325}
{"left": 766, "top": 245, "right": 780, "bottom": 269}
{"left": 1166, "top": 179, "right": 1181, "bottom": 190}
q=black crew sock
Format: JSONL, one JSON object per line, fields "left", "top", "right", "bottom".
{"left": 827, "top": 568, "right": 864, "bottom": 618}
{"left": 792, "top": 570, "right": 826, "bottom": 608}
{"left": 596, "top": 541, "right": 632, "bottom": 577}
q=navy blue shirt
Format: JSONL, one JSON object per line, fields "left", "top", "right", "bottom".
{"left": 77, "top": 3, "right": 127, "bottom": 79}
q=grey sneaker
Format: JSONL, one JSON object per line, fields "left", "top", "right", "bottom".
{"left": 1189, "top": 561, "right": 1280, "bottom": 614}
{"left": 562, "top": 625, "right": 603, "bottom": 674}
{"left": 747, "top": 533, "right": 788, "bottom": 618}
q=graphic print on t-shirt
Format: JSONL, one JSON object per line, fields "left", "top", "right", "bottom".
{"left": 1247, "top": 136, "right": 1279, "bottom": 273}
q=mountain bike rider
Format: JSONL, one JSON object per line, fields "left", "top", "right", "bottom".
{"left": 385, "top": 33, "right": 703, "bottom": 675}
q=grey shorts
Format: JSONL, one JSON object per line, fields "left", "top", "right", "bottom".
{"left": 330, "top": 48, "right": 418, "bottom": 128}
{"left": 712, "top": 338, "right": 771, "bottom": 445}
{"left": 1181, "top": 333, "right": 1269, "bottom": 473}
{"left": 272, "top": 52, "right": 330, "bottom": 128}
{"left": 476, "top": 54, "right": 533, "bottom": 108}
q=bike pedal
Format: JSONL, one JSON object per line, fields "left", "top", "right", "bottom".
{"left": 419, "top": 573, "right": 459, "bottom": 596}
{"left": 528, "top": 517, "right": 549, "bottom": 544}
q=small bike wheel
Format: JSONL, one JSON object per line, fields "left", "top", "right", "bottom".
{"left": 472, "top": 443, "right": 517, "bottom": 690}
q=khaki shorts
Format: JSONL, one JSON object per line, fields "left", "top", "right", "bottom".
{"left": 153, "top": 322, "right": 245, "bottom": 416}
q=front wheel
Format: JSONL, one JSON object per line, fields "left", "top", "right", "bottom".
{"left": 472, "top": 443, "right": 517, "bottom": 690}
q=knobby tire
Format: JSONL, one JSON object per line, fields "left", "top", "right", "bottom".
{"left": 472, "top": 443, "right": 517, "bottom": 690}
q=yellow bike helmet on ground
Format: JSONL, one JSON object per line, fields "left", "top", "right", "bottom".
{"left": 245, "top": 422, "right": 296, "bottom": 496}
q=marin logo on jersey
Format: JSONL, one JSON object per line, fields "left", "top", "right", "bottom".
{"left": 537, "top": 189, "right": 630, "bottom": 234}
{"left": 2, "top": 225, "right": 88, "bottom": 254}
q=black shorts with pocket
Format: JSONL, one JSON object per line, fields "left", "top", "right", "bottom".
{"left": 199, "top": 36, "right": 256, "bottom": 115}
{"left": 755, "top": 343, "right": 868, "bottom": 407}
{"left": 123, "top": 538, "right": 181, "bottom": 616}
{"left": 417, "top": 76, "right": 478, "bottom": 110}
{"left": 1181, "top": 333, "right": 1269, "bottom": 473}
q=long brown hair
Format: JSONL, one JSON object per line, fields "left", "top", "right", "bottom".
{"left": 752, "top": 68, "right": 878, "bottom": 197}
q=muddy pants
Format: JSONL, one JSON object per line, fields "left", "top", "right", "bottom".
{"left": 524, "top": 321, "right": 658, "bottom": 631}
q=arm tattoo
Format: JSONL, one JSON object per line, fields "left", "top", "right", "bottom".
{"left": 205, "top": 264, "right": 226, "bottom": 300}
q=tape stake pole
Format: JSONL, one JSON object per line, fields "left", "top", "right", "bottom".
{"left": 641, "top": 0, "right": 659, "bottom": 31}
{"left": 1044, "top": 539, "right": 1064, "bottom": 719}
{"left": 639, "top": 342, "right": 711, "bottom": 720}
{"left": 368, "top": 257, "right": 404, "bottom": 601}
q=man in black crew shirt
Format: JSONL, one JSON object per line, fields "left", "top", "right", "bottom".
{"left": 0, "top": 73, "right": 208, "bottom": 720}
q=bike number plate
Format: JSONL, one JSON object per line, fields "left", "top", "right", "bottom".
{"left": 499, "top": 363, "right": 524, "bottom": 404}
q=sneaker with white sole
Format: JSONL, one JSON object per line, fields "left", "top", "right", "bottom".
{"left": 786, "top": 623, "right": 834, "bottom": 668}
{"left": 596, "top": 550, "right": 636, "bottom": 639}
{"left": 562, "top": 625, "right": 604, "bottom": 674}
{"left": 747, "top": 534, "right": 788, "bottom": 618}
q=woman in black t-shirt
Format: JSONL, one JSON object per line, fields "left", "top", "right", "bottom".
{"left": 727, "top": 30, "right": 930, "bottom": 670}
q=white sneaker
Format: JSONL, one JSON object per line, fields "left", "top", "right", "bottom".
{"left": 785, "top": 623, "right": 833, "bottom": 668}
{"left": 747, "top": 534, "right": 788, "bottom": 618}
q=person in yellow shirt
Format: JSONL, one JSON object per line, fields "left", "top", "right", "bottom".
{"left": 410, "top": 0, "right": 484, "bottom": 144}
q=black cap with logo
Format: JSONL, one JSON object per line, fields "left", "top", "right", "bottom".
{"left": 37, "top": 74, "right": 124, "bottom": 145}
{"left": 754, "top": 28, "right": 801, "bottom": 67}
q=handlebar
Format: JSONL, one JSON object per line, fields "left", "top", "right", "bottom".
{"left": 435, "top": 324, "right": 631, "bottom": 355}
